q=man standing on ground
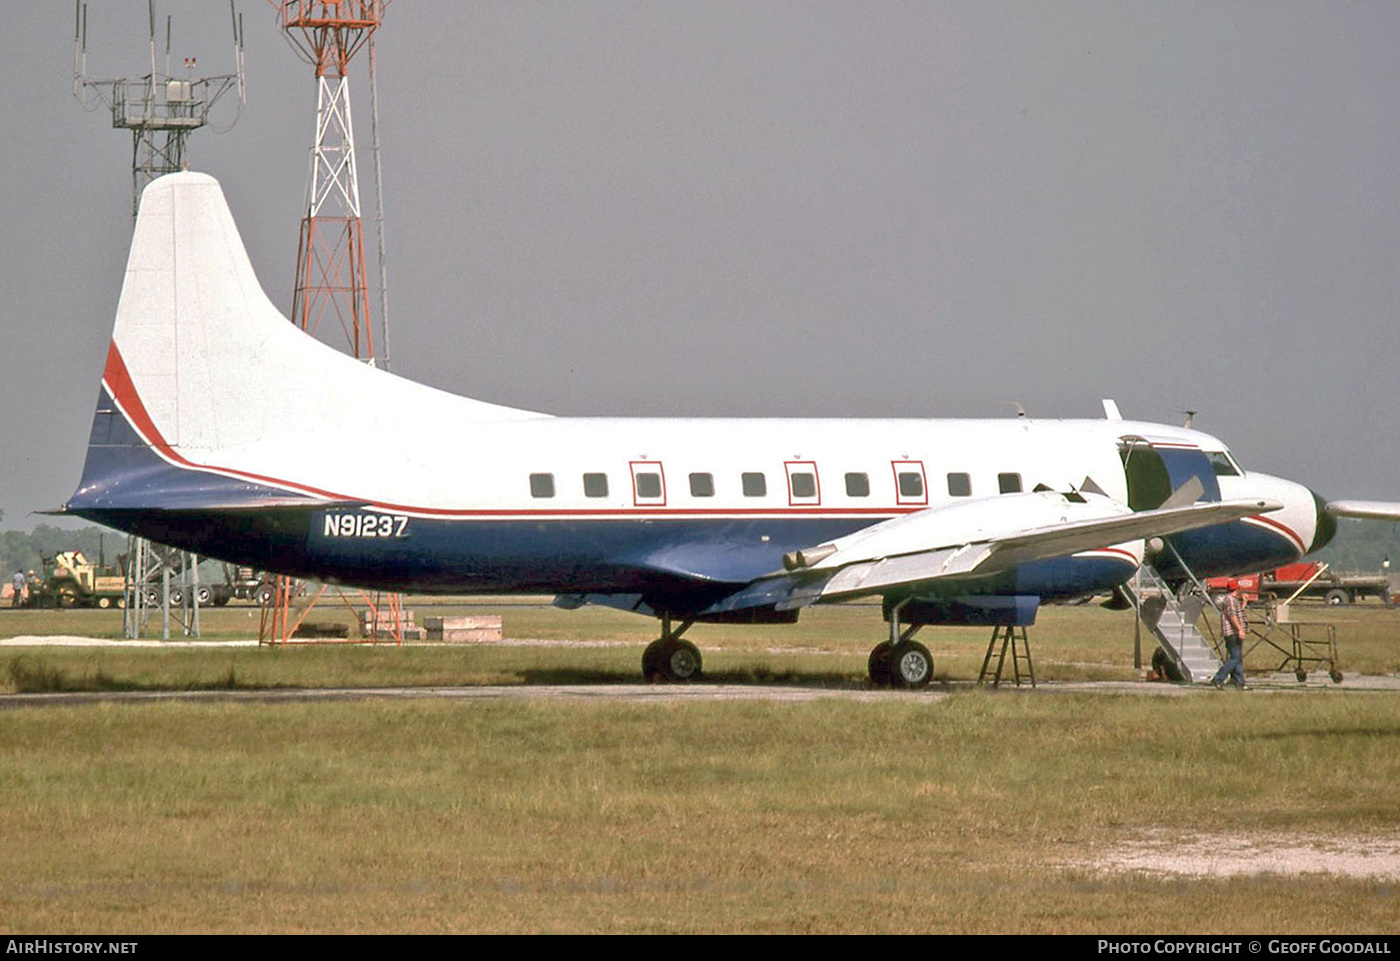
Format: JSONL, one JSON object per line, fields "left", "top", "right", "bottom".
{"left": 11, "top": 570, "right": 25, "bottom": 608}
{"left": 1211, "top": 579, "right": 1249, "bottom": 689}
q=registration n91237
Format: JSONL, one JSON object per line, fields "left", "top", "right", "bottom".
{"left": 322, "top": 512, "right": 409, "bottom": 538}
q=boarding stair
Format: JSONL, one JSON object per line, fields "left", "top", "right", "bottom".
{"left": 1122, "top": 561, "right": 1223, "bottom": 684}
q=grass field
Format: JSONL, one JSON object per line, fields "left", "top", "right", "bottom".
{"left": 3, "top": 596, "right": 1398, "bottom": 690}
{"left": 1, "top": 600, "right": 1398, "bottom": 933}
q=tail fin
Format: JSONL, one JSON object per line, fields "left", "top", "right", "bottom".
{"left": 67, "top": 172, "right": 543, "bottom": 516}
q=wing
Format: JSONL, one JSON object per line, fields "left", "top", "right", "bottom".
{"left": 702, "top": 489, "right": 1280, "bottom": 615}
{"left": 1324, "top": 500, "right": 1400, "bottom": 521}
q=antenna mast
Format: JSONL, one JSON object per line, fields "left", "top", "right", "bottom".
{"left": 74, "top": 0, "right": 246, "bottom": 216}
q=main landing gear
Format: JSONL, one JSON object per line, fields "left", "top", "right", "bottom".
{"left": 868, "top": 599, "right": 933, "bottom": 689}
{"left": 642, "top": 614, "right": 702, "bottom": 683}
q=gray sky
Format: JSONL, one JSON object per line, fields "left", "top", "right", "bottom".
{"left": 2, "top": 1, "right": 1398, "bottom": 527}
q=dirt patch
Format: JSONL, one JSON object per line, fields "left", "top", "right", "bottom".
{"left": 1071, "top": 832, "right": 1400, "bottom": 880}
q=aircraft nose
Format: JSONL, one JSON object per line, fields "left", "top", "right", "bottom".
{"left": 1309, "top": 489, "right": 1338, "bottom": 553}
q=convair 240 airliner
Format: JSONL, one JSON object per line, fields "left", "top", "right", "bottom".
{"left": 61, "top": 173, "right": 1398, "bottom": 686}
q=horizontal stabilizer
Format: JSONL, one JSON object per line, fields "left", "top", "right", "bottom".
{"left": 154, "top": 499, "right": 367, "bottom": 513}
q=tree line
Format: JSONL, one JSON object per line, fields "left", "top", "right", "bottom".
{"left": 1, "top": 523, "right": 129, "bottom": 577}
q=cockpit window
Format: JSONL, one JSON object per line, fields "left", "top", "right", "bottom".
{"left": 1205, "top": 451, "right": 1241, "bottom": 477}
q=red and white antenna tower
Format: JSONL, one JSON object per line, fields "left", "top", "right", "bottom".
{"left": 274, "top": 0, "right": 385, "bottom": 359}
{"left": 265, "top": 1, "right": 402, "bottom": 645}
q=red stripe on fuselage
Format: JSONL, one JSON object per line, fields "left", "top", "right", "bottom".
{"left": 1242, "top": 513, "right": 1306, "bottom": 555}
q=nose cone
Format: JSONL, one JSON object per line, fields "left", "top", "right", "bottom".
{"left": 1310, "top": 489, "right": 1338, "bottom": 553}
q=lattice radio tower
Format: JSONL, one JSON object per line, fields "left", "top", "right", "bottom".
{"left": 264, "top": 1, "right": 401, "bottom": 645}
{"left": 274, "top": 0, "right": 390, "bottom": 361}
{"left": 73, "top": 0, "right": 246, "bottom": 639}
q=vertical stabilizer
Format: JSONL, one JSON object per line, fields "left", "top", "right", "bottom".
{"left": 69, "top": 172, "right": 542, "bottom": 515}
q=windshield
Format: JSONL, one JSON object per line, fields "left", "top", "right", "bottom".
{"left": 1205, "top": 450, "right": 1241, "bottom": 477}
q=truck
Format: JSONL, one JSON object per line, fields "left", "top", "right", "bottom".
{"left": 26, "top": 551, "right": 127, "bottom": 608}
{"left": 1207, "top": 562, "right": 1392, "bottom": 606}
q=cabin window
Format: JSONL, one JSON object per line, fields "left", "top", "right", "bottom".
{"left": 583, "top": 473, "right": 609, "bottom": 498}
{"left": 742, "top": 472, "right": 767, "bottom": 497}
{"left": 947, "top": 472, "right": 971, "bottom": 497}
{"left": 785, "top": 462, "right": 821, "bottom": 504}
{"left": 689, "top": 473, "right": 715, "bottom": 497}
{"left": 630, "top": 462, "right": 667, "bottom": 506}
{"left": 635, "top": 472, "right": 662, "bottom": 499}
{"left": 529, "top": 473, "right": 555, "bottom": 498}
{"left": 998, "top": 473, "right": 1022, "bottom": 494}
{"left": 891, "top": 460, "right": 928, "bottom": 506}
{"left": 845, "top": 473, "right": 870, "bottom": 497}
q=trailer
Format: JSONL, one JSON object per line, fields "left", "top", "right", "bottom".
{"left": 1262, "top": 562, "right": 1391, "bottom": 606}
{"left": 1208, "top": 562, "right": 1392, "bottom": 606}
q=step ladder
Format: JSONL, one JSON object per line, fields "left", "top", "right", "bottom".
{"left": 978, "top": 624, "right": 1036, "bottom": 687}
{"left": 1125, "top": 563, "right": 1223, "bottom": 684}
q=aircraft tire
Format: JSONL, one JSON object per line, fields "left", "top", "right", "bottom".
{"left": 1151, "top": 647, "right": 1185, "bottom": 683}
{"left": 891, "top": 640, "right": 933, "bottom": 689}
{"left": 867, "top": 642, "right": 893, "bottom": 687}
{"left": 661, "top": 640, "right": 702, "bottom": 682}
{"left": 641, "top": 639, "right": 666, "bottom": 683}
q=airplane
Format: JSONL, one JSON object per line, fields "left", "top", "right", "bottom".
{"left": 60, "top": 172, "right": 1400, "bottom": 686}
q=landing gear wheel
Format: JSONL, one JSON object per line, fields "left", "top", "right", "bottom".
{"left": 891, "top": 640, "right": 933, "bottom": 689}
{"left": 641, "top": 639, "right": 666, "bottom": 682}
{"left": 1151, "top": 647, "right": 1185, "bottom": 683}
{"left": 1329, "top": 670, "right": 1344, "bottom": 684}
{"left": 641, "top": 638, "right": 703, "bottom": 683}
{"left": 868, "top": 642, "right": 894, "bottom": 687}
{"left": 662, "top": 640, "right": 702, "bottom": 682}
